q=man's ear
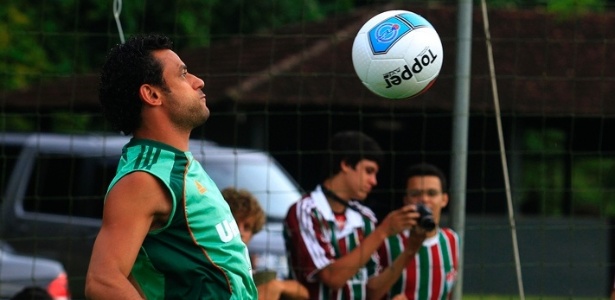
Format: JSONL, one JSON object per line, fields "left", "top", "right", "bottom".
{"left": 340, "top": 160, "right": 352, "bottom": 173}
{"left": 441, "top": 193, "right": 449, "bottom": 208}
{"left": 139, "top": 84, "right": 162, "bottom": 106}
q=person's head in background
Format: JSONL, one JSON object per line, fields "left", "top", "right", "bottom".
{"left": 221, "top": 187, "right": 266, "bottom": 245}
{"left": 403, "top": 163, "right": 449, "bottom": 231}
{"left": 324, "top": 131, "right": 384, "bottom": 201}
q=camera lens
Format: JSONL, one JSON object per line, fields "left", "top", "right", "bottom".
{"left": 417, "top": 204, "right": 436, "bottom": 231}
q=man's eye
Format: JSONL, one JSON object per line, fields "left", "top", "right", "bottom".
{"left": 407, "top": 189, "right": 442, "bottom": 197}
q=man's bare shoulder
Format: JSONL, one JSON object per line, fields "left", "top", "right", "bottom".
{"left": 104, "top": 171, "right": 172, "bottom": 228}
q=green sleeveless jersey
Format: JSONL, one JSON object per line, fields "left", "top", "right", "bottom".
{"left": 108, "top": 139, "right": 257, "bottom": 299}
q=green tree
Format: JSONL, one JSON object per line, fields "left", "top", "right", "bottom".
{"left": 1, "top": 3, "right": 50, "bottom": 90}
{"left": 1, "top": 0, "right": 354, "bottom": 94}
{"left": 1, "top": 0, "right": 358, "bottom": 133}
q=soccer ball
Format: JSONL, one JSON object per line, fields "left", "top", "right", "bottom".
{"left": 352, "top": 10, "right": 443, "bottom": 99}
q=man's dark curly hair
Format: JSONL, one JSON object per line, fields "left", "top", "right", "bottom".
{"left": 99, "top": 33, "right": 173, "bottom": 134}
{"left": 324, "top": 131, "right": 384, "bottom": 177}
{"left": 404, "top": 163, "right": 448, "bottom": 193}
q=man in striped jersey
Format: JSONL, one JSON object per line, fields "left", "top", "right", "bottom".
{"left": 379, "top": 163, "right": 460, "bottom": 300}
{"left": 86, "top": 34, "right": 257, "bottom": 299}
{"left": 284, "top": 131, "right": 423, "bottom": 300}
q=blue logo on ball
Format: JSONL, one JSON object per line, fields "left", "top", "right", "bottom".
{"left": 375, "top": 23, "right": 400, "bottom": 43}
{"left": 368, "top": 12, "right": 433, "bottom": 55}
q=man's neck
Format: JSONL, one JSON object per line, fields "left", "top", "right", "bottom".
{"left": 133, "top": 128, "right": 191, "bottom": 151}
{"left": 426, "top": 227, "right": 438, "bottom": 238}
{"left": 322, "top": 181, "right": 350, "bottom": 214}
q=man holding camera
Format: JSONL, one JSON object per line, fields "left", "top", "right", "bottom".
{"left": 378, "top": 163, "right": 460, "bottom": 299}
{"left": 284, "top": 131, "right": 423, "bottom": 300}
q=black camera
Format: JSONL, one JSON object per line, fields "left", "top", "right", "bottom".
{"left": 416, "top": 203, "right": 436, "bottom": 231}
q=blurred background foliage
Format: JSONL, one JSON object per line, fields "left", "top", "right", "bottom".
{"left": 1, "top": 0, "right": 611, "bottom": 91}
{"left": 1, "top": 0, "right": 357, "bottom": 92}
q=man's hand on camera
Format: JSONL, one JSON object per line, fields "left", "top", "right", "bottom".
{"left": 377, "top": 204, "right": 420, "bottom": 238}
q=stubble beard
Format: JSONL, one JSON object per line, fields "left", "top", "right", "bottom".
{"left": 182, "top": 106, "right": 209, "bottom": 130}
{"left": 168, "top": 95, "right": 210, "bottom": 131}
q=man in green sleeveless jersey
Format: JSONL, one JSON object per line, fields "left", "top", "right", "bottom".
{"left": 378, "top": 163, "right": 460, "bottom": 299}
{"left": 86, "top": 33, "right": 257, "bottom": 299}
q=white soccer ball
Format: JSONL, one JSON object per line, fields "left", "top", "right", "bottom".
{"left": 352, "top": 10, "right": 443, "bottom": 99}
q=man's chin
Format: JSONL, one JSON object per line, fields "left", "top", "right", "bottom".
{"left": 355, "top": 192, "right": 369, "bottom": 201}
{"left": 196, "top": 111, "right": 210, "bottom": 126}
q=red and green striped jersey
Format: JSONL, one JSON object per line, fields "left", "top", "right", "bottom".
{"left": 284, "top": 185, "right": 380, "bottom": 300}
{"left": 378, "top": 228, "right": 459, "bottom": 300}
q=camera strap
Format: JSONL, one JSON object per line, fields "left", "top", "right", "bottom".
{"left": 321, "top": 186, "right": 362, "bottom": 214}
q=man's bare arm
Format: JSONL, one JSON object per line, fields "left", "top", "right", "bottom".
{"left": 85, "top": 172, "right": 171, "bottom": 300}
